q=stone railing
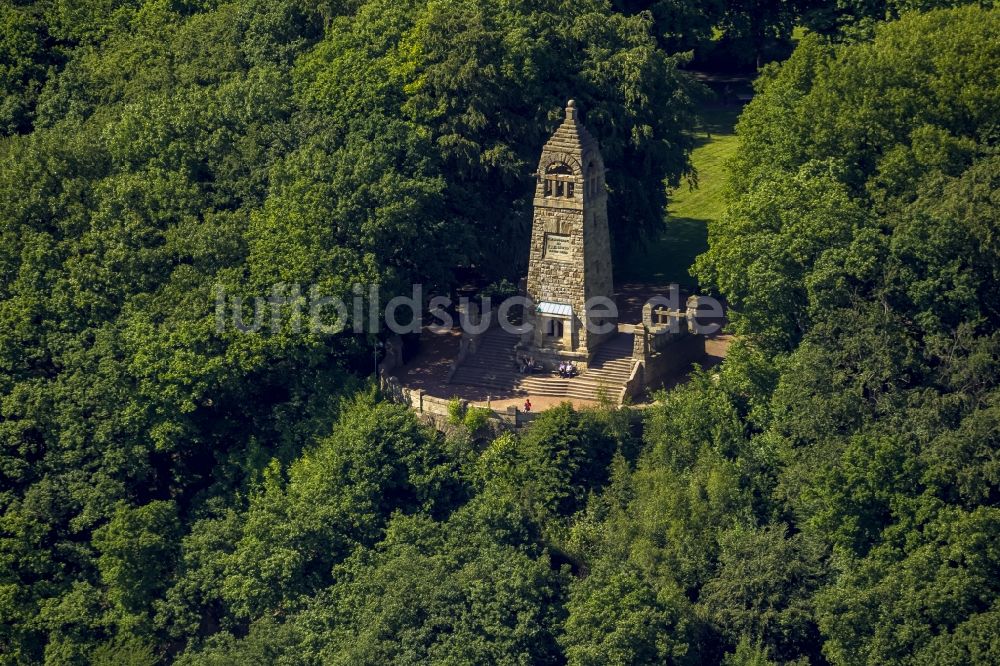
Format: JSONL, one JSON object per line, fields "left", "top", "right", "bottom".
{"left": 382, "top": 372, "right": 536, "bottom": 430}
{"left": 633, "top": 306, "right": 692, "bottom": 362}
{"left": 622, "top": 298, "right": 709, "bottom": 396}
{"left": 619, "top": 359, "right": 645, "bottom": 404}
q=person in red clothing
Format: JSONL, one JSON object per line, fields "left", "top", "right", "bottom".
{"left": 524, "top": 398, "right": 532, "bottom": 412}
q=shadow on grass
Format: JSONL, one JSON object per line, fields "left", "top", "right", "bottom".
{"left": 617, "top": 217, "right": 709, "bottom": 289}
{"left": 691, "top": 105, "right": 742, "bottom": 148}
{"left": 618, "top": 97, "right": 743, "bottom": 289}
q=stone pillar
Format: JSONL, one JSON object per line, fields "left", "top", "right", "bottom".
{"left": 633, "top": 323, "right": 650, "bottom": 362}
{"left": 686, "top": 295, "right": 699, "bottom": 335}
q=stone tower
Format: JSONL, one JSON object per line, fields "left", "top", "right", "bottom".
{"left": 521, "top": 100, "right": 616, "bottom": 368}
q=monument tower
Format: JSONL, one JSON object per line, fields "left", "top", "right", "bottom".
{"left": 520, "top": 100, "right": 616, "bottom": 369}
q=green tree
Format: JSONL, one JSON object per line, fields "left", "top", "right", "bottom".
{"left": 94, "top": 500, "right": 181, "bottom": 628}
{"left": 699, "top": 525, "right": 826, "bottom": 662}
{"left": 220, "top": 393, "right": 465, "bottom": 620}
{"left": 561, "top": 561, "right": 699, "bottom": 665}
{"left": 182, "top": 510, "right": 567, "bottom": 665}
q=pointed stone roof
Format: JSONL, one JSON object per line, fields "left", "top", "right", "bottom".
{"left": 542, "top": 100, "right": 599, "bottom": 158}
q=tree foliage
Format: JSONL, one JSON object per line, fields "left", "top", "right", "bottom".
{"left": 0, "top": 1, "right": 997, "bottom": 664}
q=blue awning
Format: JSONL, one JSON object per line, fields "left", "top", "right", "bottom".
{"left": 537, "top": 302, "right": 572, "bottom": 316}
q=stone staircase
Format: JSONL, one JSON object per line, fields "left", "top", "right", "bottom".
{"left": 520, "top": 334, "right": 635, "bottom": 401}
{"left": 449, "top": 329, "right": 636, "bottom": 403}
{"left": 448, "top": 328, "right": 522, "bottom": 393}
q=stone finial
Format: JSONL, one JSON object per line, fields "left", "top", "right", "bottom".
{"left": 566, "top": 99, "right": 577, "bottom": 121}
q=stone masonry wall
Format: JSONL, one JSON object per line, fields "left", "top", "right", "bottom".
{"left": 524, "top": 102, "right": 614, "bottom": 357}
{"left": 526, "top": 206, "right": 587, "bottom": 349}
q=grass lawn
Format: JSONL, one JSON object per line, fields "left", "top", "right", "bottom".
{"left": 618, "top": 104, "right": 742, "bottom": 288}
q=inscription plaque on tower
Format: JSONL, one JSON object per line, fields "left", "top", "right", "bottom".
{"left": 544, "top": 233, "right": 571, "bottom": 260}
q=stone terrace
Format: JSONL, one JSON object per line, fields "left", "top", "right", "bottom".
{"left": 449, "top": 327, "right": 636, "bottom": 403}
{"left": 384, "top": 283, "right": 730, "bottom": 414}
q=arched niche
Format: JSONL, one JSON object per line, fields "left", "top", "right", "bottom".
{"left": 538, "top": 155, "right": 582, "bottom": 199}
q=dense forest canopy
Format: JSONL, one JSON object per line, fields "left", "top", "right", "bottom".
{"left": 1, "top": 0, "right": 998, "bottom": 664}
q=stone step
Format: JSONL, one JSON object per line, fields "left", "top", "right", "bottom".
{"left": 468, "top": 350, "right": 517, "bottom": 360}
{"left": 520, "top": 385, "right": 620, "bottom": 401}
{"left": 520, "top": 377, "right": 628, "bottom": 393}
{"left": 516, "top": 366, "right": 626, "bottom": 377}
{"left": 595, "top": 338, "right": 634, "bottom": 350}
{"left": 594, "top": 350, "right": 633, "bottom": 358}
{"left": 463, "top": 347, "right": 516, "bottom": 358}
{"left": 520, "top": 380, "right": 622, "bottom": 394}
{"left": 476, "top": 340, "right": 517, "bottom": 350}
{"left": 587, "top": 365, "right": 633, "bottom": 375}
{"left": 592, "top": 362, "right": 632, "bottom": 368}
{"left": 448, "top": 329, "right": 637, "bottom": 403}
{"left": 594, "top": 336, "right": 634, "bottom": 350}
{"left": 518, "top": 378, "right": 629, "bottom": 390}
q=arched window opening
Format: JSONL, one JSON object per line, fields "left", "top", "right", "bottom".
{"left": 586, "top": 161, "right": 599, "bottom": 198}
{"left": 546, "top": 319, "right": 564, "bottom": 339}
{"left": 544, "top": 162, "right": 575, "bottom": 199}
